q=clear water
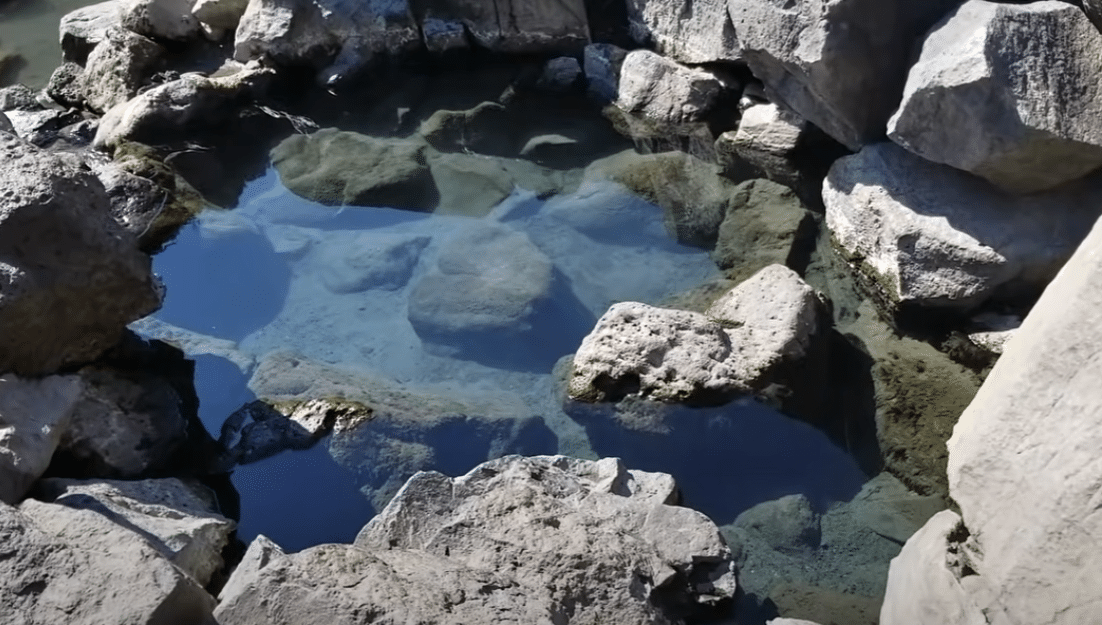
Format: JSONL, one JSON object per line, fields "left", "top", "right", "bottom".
{"left": 0, "top": 0, "right": 93, "bottom": 87}
{"left": 138, "top": 161, "right": 867, "bottom": 551}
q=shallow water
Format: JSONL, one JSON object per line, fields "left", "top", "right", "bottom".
{"left": 0, "top": 0, "right": 92, "bottom": 87}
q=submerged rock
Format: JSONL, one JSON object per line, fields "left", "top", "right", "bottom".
{"left": 711, "top": 179, "right": 817, "bottom": 284}
{"left": 0, "top": 375, "right": 83, "bottom": 504}
{"left": 730, "top": 0, "right": 958, "bottom": 149}
{"left": 824, "top": 142, "right": 1102, "bottom": 313}
{"left": 216, "top": 455, "right": 736, "bottom": 624}
{"left": 889, "top": 0, "right": 1102, "bottom": 193}
{"left": 0, "top": 133, "right": 162, "bottom": 375}
{"left": 625, "top": 0, "right": 739, "bottom": 64}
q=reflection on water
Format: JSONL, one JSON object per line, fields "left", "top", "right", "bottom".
{"left": 141, "top": 164, "right": 866, "bottom": 549}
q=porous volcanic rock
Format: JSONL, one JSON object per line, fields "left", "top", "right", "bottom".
{"left": 0, "top": 375, "right": 83, "bottom": 504}
{"left": 625, "top": 0, "right": 739, "bottom": 64}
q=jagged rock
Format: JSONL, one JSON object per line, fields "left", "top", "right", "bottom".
{"left": 219, "top": 398, "right": 354, "bottom": 464}
{"left": 0, "top": 375, "right": 82, "bottom": 504}
{"left": 213, "top": 456, "right": 734, "bottom": 624}
{"left": 725, "top": 103, "right": 806, "bottom": 188}
{"left": 615, "top": 49, "right": 724, "bottom": 125}
{"left": 94, "top": 62, "right": 274, "bottom": 150}
{"left": 569, "top": 265, "right": 826, "bottom": 405}
{"left": 59, "top": 0, "right": 122, "bottom": 63}
{"left": 0, "top": 84, "right": 38, "bottom": 111}
{"left": 625, "top": 0, "right": 738, "bottom": 64}
{"left": 80, "top": 27, "right": 165, "bottom": 114}
{"left": 2, "top": 107, "right": 85, "bottom": 147}
{"left": 57, "top": 366, "right": 187, "bottom": 477}
{"left": 711, "top": 179, "right": 817, "bottom": 284}
{"left": 0, "top": 133, "right": 162, "bottom": 375}
{"left": 823, "top": 142, "right": 1102, "bottom": 312}
{"left": 119, "top": 0, "right": 203, "bottom": 41}
{"left": 192, "top": 0, "right": 249, "bottom": 32}
{"left": 2, "top": 499, "right": 215, "bottom": 624}
{"left": 46, "top": 62, "right": 85, "bottom": 108}
{"left": 888, "top": 0, "right": 1102, "bottom": 193}
{"left": 583, "top": 42, "right": 627, "bottom": 104}
{"left": 271, "top": 129, "right": 438, "bottom": 210}
{"left": 730, "top": 0, "right": 958, "bottom": 149}
{"left": 33, "top": 477, "right": 235, "bottom": 586}
{"left": 889, "top": 207, "right": 1102, "bottom": 624}
{"left": 411, "top": 0, "right": 589, "bottom": 54}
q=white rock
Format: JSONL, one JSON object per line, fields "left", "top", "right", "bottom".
{"left": 888, "top": 0, "right": 1102, "bottom": 193}
{"left": 79, "top": 27, "right": 165, "bottom": 114}
{"left": 0, "top": 375, "right": 82, "bottom": 503}
{"left": 120, "top": 0, "right": 203, "bottom": 41}
{"left": 615, "top": 49, "right": 723, "bottom": 125}
{"left": 625, "top": 0, "right": 739, "bottom": 64}
{"left": 59, "top": 0, "right": 122, "bottom": 63}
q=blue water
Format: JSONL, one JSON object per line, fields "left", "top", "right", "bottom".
{"left": 139, "top": 163, "right": 867, "bottom": 550}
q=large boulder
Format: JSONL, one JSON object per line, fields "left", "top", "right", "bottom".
{"left": 886, "top": 205, "right": 1102, "bottom": 624}
{"left": 411, "top": 0, "right": 589, "bottom": 54}
{"left": 59, "top": 0, "right": 122, "bottom": 63}
{"left": 214, "top": 455, "right": 736, "bottom": 624}
{"left": 271, "top": 129, "right": 438, "bottom": 211}
{"left": 823, "top": 142, "right": 1102, "bottom": 312}
{"left": 888, "top": 0, "right": 1102, "bottom": 193}
{"left": 729, "top": 0, "right": 958, "bottom": 150}
{"left": 33, "top": 478, "right": 235, "bottom": 586}
{"left": 119, "top": 0, "right": 204, "bottom": 41}
{"left": 569, "top": 265, "right": 826, "bottom": 406}
{"left": 79, "top": 26, "right": 165, "bottom": 114}
{"left": 4, "top": 498, "right": 215, "bottom": 624}
{"left": 615, "top": 50, "right": 724, "bottom": 126}
{"left": 625, "top": 0, "right": 739, "bottom": 64}
{"left": 0, "top": 375, "right": 83, "bottom": 504}
{"left": 0, "top": 133, "right": 162, "bottom": 375}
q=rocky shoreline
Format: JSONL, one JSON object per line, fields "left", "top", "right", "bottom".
{"left": 2, "top": 0, "right": 1101, "bottom": 623}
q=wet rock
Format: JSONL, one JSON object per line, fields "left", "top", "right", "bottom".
{"left": 219, "top": 398, "right": 354, "bottom": 464}
{"left": 408, "top": 225, "right": 590, "bottom": 370}
{"left": 2, "top": 499, "right": 215, "bottom": 624}
{"left": 0, "top": 133, "right": 162, "bottom": 375}
{"left": 730, "top": 0, "right": 958, "bottom": 150}
{"left": 418, "top": 101, "right": 517, "bottom": 156}
{"left": 569, "top": 265, "right": 826, "bottom": 405}
{"left": 711, "top": 179, "right": 817, "bottom": 284}
{"left": 93, "top": 61, "right": 274, "bottom": 150}
{"left": 412, "top": 0, "right": 589, "bottom": 55}
{"left": 583, "top": 42, "right": 627, "bottom": 104}
{"left": 536, "top": 55, "right": 582, "bottom": 91}
{"left": 57, "top": 366, "right": 187, "bottom": 477}
{"left": 271, "top": 129, "right": 438, "bottom": 211}
{"left": 119, "top": 0, "right": 203, "bottom": 41}
{"left": 824, "top": 143, "right": 1102, "bottom": 312}
{"left": 626, "top": 0, "right": 739, "bottom": 64}
{"left": 0, "top": 375, "right": 83, "bottom": 504}
{"left": 427, "top": 151, "right": 522, "bottom": 216}
{"left": 59, "top": 0, "right": 122, "bottom": 64}
{"left": 80, "top": 27, "right": 165, "bottom": 114}
{"left": 2, "top": 107, "right": 85, "bottom": 147}
{"left": 316, "top": 231, "right": 429, "bottom": 293}
{"left": 732, "top": 494, "right": 821, "bottom": 554}
{"left": 45, "top": 62, "right": 85, "bottom": 109}
{"left": 33, "top": 477, "right": 235, "bottom": 586}
{"left": 615, "top": 49, "right": 724, "bottom": 126}
{"left": 888, "top": 1, "right": 1102, "bottom": 193}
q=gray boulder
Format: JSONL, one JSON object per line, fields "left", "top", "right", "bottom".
{"left": 0, "top": 133, "right": 162, "bottom": 375}
{"left": 823, "top": 142, "right": 1102, "bottom": 312}
{"left": 711, "top": 179, "right": 817, "bottom": 284}
{"left": 59, "top": 0, "right": 122, "bottom": 63}
{"left": 583, "top": 42, "right": 628, "bottom": 104}
{"left": 625, "top": 0, "right": 739, "bottom": 64}
{"left": 569, "top": 265, "right": 825, "bottom": 405}
{"left": 884, "top": 204, "right": 1102, "bottom": 624}
{"left": 724, "top": 103, "right": 806, "bottom": 189}
{"left": 79, "top": 27, "right": 165, "bottom": 114}
{"left": 94, "top": 62, "right": 274, "bottom": 150}
{"left": 536, "top": 56, "right": 582, "bottom": 91}
{"left": 119, "top": 0, "right": 203, "bottom": 41}
{"left": 730, "top": 0, "right": 958, "bottom": 150}
{"left": 33, "top": 477, "right": 235, "bottom": 586}
{"left": 270, "top": 129, "right": 438, "bottom": 211}
{"left": 192, "top": 0, "right": 250, "bottom": 33}
{"left": 46, "top": 62, "right": 86, "bottom": 109}
{"left": 888, "top": 0, "right": 1102, "bottom": 193}
{"left": 0, "top": 375, "right": 83, "bottom": 504}
{"left": 58, "top": 366, "right": 188, "bottom": 477}
{"left": 412, "top": 0, "right": 589, "bottom": 54}
{"left": 3, "top": 499, "right": 215, "bottom": 624}
{"left": 219, "top": 398, "right": 353, "bottom": 464}
{"left": 615, "top": 49, "right": 724, "bottom": 126}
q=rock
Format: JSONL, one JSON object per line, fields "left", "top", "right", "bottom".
{"left": 421, "top": 17, "right": 466, "bottom": 53}
{"left": 922, "top": 205, "right": 1102, "bottom": 623}
{"left": 732, "top": 494, "right": 821, "bottom": 553}
{"left": 408, "top": 225, "right": 591, "bottom": 369}
{"left": 964, "top": 313, "right": 1020, "bottom": 357}
{"left": 730, "top": 0, "right": 958, "bottom": 150}
{"left": 2, "top": 499, "right": 215, "bottom": 624}
{"left": 569, "top": 266, "right": 826, "bottom": 406}
{"left": 768, "top": 582, "right": 882, "bottom": 625}
{"left": 0, "top": 84, "right": 39, "bottom": 111}
{"left": 56, "top": 366, "right": 187, "bottom": 477}
{"left": 625, "top": 0, "right": 739, "bottom": 64}
{"left": 0, "top": 375, "right": 83, "bottom": 503}
{"left": 725, "top": 103, "right": 807, "bottom": 189}
{"left": 879, "top": 510, "right": 983, "bottom": 625}
{"left": 79, "top": 27, "right": 165, "bottom": 114}
{"left": 615, "top": 49, "right": 724, "bottom": 125}
{"left": 583, "top": 42, "right": 627, "bottom": 104}
{"left": 192, "top": 0, "right": 249, "bottom": 32}
{"left": 59, "top": 0, "right": 122, "bottom": 64}
{"left": 219, "top": 398, "right": 355, "bottom": 464}
{"left": 768, "top": 620, "right": 824, "bottom": 625}
{"left": 888, "top": 1, "right": 1102, "bottom": 193}
{"left": 316, "top": 231, "right": 429, "bottom": 293}
{"left": 823, "top": 142, "right": 1102, "bottom": 312}
{"left": 711, "top": 179, "right": 818, "bottom": 284}
{"left": 2, "top": 107, "right": 85, "bottom": 147}
{"left": 33, "top": 477, "right": 235, "bottom": 585}
{"left": 418, "top": 101, "right": 517, "bottom": 157}
{"left": 427, "top": 151, "right": 521, "bottom": 216}
{"left": 270, "top": 129, "right": 438, "bottom": 211}
{"left": 536, "top": 55, "right": 582, "bottom": 91}
{"left": 412, "top": 0, "right": 589, "bottom": 55}
{"left": 119, "top": 0, "right": 203, "bottom": 41}
{"left": 0, "top": 133, "right": 162, "bottom": 375}
{"left": 0, "top": 112, "right": 12, "bottom": 134}
{"left": 45, "top": 62, "right": 85, "bottom": 109}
